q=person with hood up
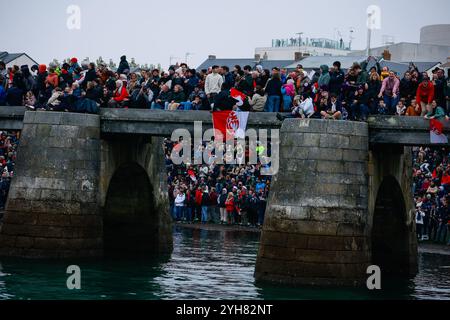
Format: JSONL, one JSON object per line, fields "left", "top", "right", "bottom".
{"left": 281, "top": 79, "right": 296, "bottom": 111}
{"left": 117, "top": 55, "right": 130, "bottom": 75}
{"left": 318, "top": 64, "right": 330, "bottom": 89}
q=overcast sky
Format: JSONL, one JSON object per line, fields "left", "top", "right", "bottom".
{"left": 1, "top": 0, "right": 449, "bottom": 68}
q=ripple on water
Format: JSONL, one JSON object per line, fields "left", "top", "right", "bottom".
{"left": 0, "top": 227, "right": 449, "bottom": 300}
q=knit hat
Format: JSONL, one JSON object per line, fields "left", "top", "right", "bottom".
{"left": 70, "top": 57, "right": 78, "bottom": 63}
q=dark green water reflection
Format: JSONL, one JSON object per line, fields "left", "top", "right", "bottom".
{"left": 0, "top": 226, "right": 449, "bottom": 300}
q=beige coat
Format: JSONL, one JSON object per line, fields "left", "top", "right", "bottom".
{"left": 249, "top": 93, "right": 267, "bottom": 112}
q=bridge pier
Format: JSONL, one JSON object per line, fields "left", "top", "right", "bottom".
{"left": 255, "top": 119, "right": 418, "bottom": 286}
{"left": 0, "top": 112, "right": 103, "bottom": 258}
{"left": 255, "top": 119, "right": 371, "bottom": 286}
{"left": 0, "top": 111, "right": 173, "bottom": 258}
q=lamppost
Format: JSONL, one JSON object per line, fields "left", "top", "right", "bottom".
{"left": 366, "top": 12, "right": 373, "bottom": 56}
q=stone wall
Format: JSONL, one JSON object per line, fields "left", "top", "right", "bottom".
{"left": 255, "top": 119, "right": 370, "bottom": 286}
{"left": 0, "top": 111, "right": 102, "bottom": 258}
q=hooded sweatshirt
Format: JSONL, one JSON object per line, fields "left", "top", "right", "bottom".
{"left": 318, "top": 65, "right": 330, "bottom": 88}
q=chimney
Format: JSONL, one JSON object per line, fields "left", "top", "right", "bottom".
{"left": 382, "top": 49, "right": 391, "bottom": 61}
{"left": 254, "top": 54, "right": 261, "bottom": 63}
{"left": 294, "top": 52, "right": 302, "bottom": 61}
{"left": 208, "top": 55, "right": 216, "bottom": 60}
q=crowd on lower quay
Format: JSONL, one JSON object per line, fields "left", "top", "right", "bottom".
{"left": 0, "top": 131, "right": 18, "bottom": 215}
{"left": 0, "top": 55, "right": 450, "bottom": 237}
{"left": 164, "top": 139, "right": 269, "bottom": 227}
{"left": 413, "top": 147, "right": 450, "bottom": 246}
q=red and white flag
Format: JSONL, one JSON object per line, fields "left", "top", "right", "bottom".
{"left": 230, "top": 88, "right": 247, "bottom": 107}
{"left": 212, "top": 110, "right": 249, "bottom": 141}
{"left": 430, "top": 119, "right": 448, "bottom": 144}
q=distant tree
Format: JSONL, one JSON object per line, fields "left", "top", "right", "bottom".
{"left": 130, "top": 58, "right": 138, "bottom": 69}
{"left": 96, "top": 56, "right": 105, "bottom": 66}
{"left": 50, "top": 58, "right": 61, "bottom": 67}
{"left": 108, "top": 59, "right": 116, "bottom": 69}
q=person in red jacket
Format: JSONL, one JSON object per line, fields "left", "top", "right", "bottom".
{"left": 225, "top": 192, "right": 235, "bottom": 225}
{"left": 194, "top": 187, "right": 203, "bottom": 222}
{"left": 45, "top": 67, "right": 59, "bottom": 89}
{"left": 108, "top": 79, "right": 129, "bottom": 108}
{"left": 416, "top": 76, "right": 435, "bottom": 116}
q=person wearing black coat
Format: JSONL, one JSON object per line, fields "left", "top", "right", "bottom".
{"left": 400, "top": 71, "right": 418, "bottom": 106}
{"left": 116, "top": 55, "right": 130, "bottom": 75}
{"left": 351, "top": 86, "right": 370, "bottom": 121}
{"left": 83, "top": 63, "right": 97, "bottom": 89}
{"left": 5, "top": 81, "right": 24, "bottom": 106}
{"left": 328, "top": 61, "right": 345, "bottom": 95}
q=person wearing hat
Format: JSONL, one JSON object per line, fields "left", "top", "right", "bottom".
{"left": 68, "top": 57, "right": 79, "bottom": 74}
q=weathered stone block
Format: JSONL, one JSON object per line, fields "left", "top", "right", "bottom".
{"left": 308, "top": 147, "right": 343, "bottom": 161}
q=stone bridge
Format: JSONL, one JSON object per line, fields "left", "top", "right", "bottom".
{"left": 0, "top": 107, "right": 447, "bottom": 286}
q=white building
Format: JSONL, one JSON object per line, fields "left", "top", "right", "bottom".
{"left": 0, "top": 51, "right": 38, "bottom": 69}
{"left": 349, "top": 24, "right": 450, "bottom": 63}
{"left": 255, "top": 37, "right": 353, "bottom": 61}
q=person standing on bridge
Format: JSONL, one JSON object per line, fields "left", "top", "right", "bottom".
{"left": 378, "top": 71, "right": 400, "bottom": 115}
{"left": 205, "top": 65, "right": 223, "bottom": 108}
{"left": 416, "top": 75, "right": 435, "bottom": 116}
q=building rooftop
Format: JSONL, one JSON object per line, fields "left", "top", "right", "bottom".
{"left": 0, "top": 51, "right": 38, "bottom": 65}
{"left": 196, "top": 56, "right": 297, "bottom": 70}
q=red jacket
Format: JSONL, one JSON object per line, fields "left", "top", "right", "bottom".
{"left": 225, "top": 197, "right": 234, "bottom": 212}
{"left": 195, "top": 190, "right": 203, "bottom": 206}
{"left": 416, "top": 82, "right": 434, "bottom": 104}
{"left": 46, "top": 73, "right": 59, "bottom": 88}
{"left": 441, "top": 174, "right": 450, "bottom": 185}
{"left": 113, "top": 86, "right": 129, "bottom": 102}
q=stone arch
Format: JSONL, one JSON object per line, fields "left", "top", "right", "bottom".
{"left": 100, "top": 136, "right": 173, "bottom": 256}
{"left": 368, "top": 146, "right": 418, "bottom": 277}
{"left": 103, "top": 162, "right": 157, "bottom": 255}
{"left": 371, "top": 175, "right": 411, "bottom": 275}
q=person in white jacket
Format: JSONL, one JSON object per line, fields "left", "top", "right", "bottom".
{"left": 174, "top": 189, "right": 186, "bottom": 221}
{"left": 204, "top": 65, "right": 223, "bottom": 103}
{"left": 415, "top": 206, "right": 426, "bottom": 240}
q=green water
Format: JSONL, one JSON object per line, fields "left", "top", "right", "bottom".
{"left": 0, "top": 226, "right": 449, "bottom": 300}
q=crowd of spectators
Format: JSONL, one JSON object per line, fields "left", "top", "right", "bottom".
{"left": 164, "top": 138, "right": 269, "bottom": 227}
{"left": 413, "top": 147, "right": 450, "bottom": 245}
{"left": 0, "top": 131, "right": 18, "bottom": 217}
{"left": 1, "top": 55, "right": 450, "bottom": 235}
{"left": 0, "top": 56, "right": 449, "bottom": 121}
